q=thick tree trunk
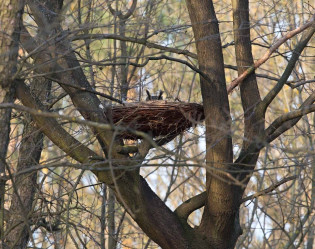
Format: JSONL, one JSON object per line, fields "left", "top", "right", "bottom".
{"left": 185, "top": 0, "right": 240, "bottom": 248}
{"left": 0, "top": 0, "right": 24, "bottom": 87}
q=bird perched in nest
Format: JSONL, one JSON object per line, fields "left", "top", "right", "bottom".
{"left": 146, "top": 90, "right": 163, "bottom": 101}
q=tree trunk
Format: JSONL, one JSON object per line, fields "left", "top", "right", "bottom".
{"left": 0, "top": 89, "right": 14, "bottom": 240}
{"left": 6, "top": 79, "right": 50, "bottom": 248}
{"left": 108, "top": 189, "right": 117, "bottom": 249}
{"left": 185, "top": 0, "right": 240, "bottom": 248}
{"left": 0, "top": 0, "right": 25, "bottom": 243}
{"left": 231, "top": 0, "right": 263, "bottom": 182}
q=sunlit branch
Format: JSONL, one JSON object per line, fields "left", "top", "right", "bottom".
{"left": 258, "top": 24, "right": 315, "bottom": 114}
{"left": 227, "top": 14, "right": 315, "bottom": 94}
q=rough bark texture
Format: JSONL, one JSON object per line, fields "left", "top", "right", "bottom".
{"left": 5, "top": 123, "right": 42, "bottom": 248}
{"left": 185, "top": 0, "right": 238, "bottom": 248}
{"left": 0, "top": 89, "right": 13, "bottom": 240}
{"left": 0, "top": 0, "right": 25, "bottom": 242}
{"left": 231, "top": 0, "right": 264, "bottom": 182}
{"left": 6, "top": 79, "right": 50, "bottom": 248}
{"left": 0, "top": 0, "right": 24, "bottom": 86}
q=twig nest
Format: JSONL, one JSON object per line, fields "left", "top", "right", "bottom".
{"left": 110, "top": 101, "right": 205, "bottom": 140}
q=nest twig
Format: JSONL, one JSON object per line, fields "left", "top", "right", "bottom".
{"left": 110, "top": 101, "right": 205, "bottom": 140}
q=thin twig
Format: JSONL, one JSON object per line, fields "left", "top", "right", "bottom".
{"left": 227, "top": 14, "right": 315, "bottom": 94}
{"left": 241, "top": 176, "right": 297, "bottom": 203}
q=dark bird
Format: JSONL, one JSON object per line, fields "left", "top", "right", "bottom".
{"left": 146, "top": 90, "right": 163, "bottom": 101}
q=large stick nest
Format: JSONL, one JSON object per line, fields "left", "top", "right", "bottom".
{"left": 110, "top": 101, "right": 205, "bottom": 140}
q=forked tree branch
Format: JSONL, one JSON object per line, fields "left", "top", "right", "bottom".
{"left": 227, "top": 14, "right": 315, "bottom": 94}
{"left": 241, "top": 176, "right": 297, "bottom": 203}
{"left": 175, "top": 176, "right": 297, "bottom": 220}
{"left": 106, "top": 0, "right": 137, "bottom": 20}
{"left": 14, "top": 80, "right": 102, "bottom": 164}
{"left": 266, "top": 104, "right": 315, "bottom": 139}
{"left": 266, "top": 92, "right": 315, "bottom": 143}
{"left": 258, "top": 24, "right": 315, "bottom": 114}
{"left": 234, "top": 92, "right": 315, "bottom": 166}
{"left": 13, "top": 80, "right": 192, "bottom": 248}
{"left": 233, "top": 19, "right": 315, "bottom": 169}
{"left": 232, "top": 0, "right": 263, "bottom": 183}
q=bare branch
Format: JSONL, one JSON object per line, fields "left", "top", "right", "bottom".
{"left": 266, "top": 104, "right": 315, "bottom": 138}
{"left": 45, "top": 76, "right": 124, "bottom": 104}
{"left": 266, "top": 92, "right": 315, "bottom": 143}
{"left": 131, "top": 55, "right": 211, "bottom": 82}
{"left": 76, "top": 54, "right": 211, "bottom": 83}
{"left": 235, "top": 92, "right": 315, "bottom": 166}
{"left": 13, "top": 80, "right": 103, "bottom": 165}
{"left": 72, "top": 33, "right": 197, "bottom": 58}
{"left": 227, "top": 14, "right": 315, "bottom": 94}
{"left": 106, "top": 0, "right": 137, "bottom": 19}
{"left": 122, "top": 0, "right": 137, "bottom": 19}
{"left": 174, "top": 175, "right": 297, "bottom": 219}
{"left": 290, "top": 79, "right": 315, "bottom": 88}
{"left": 174, "top": 192, "right": 206, "bottom": 221}
{"left": 241, "top": 176, "right": 297, "bottom": 203}
{"left": 258, "top": 24, "right": 315, "bottom": 114}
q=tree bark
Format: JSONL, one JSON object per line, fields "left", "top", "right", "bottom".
{"left": 108, "top": 189, "right": 117, "bottom": 249}
{"left": 231, "top": 0, "right": 264, "bottom": 186}
{"left": 0, "top": 0, "right": 25, "bottom": 243}
{"left": 185, "top": 0, "right": 239, "bottom": 248}
{"left": 6, "top": 79, "right": 50, "bottom": 248}
{"left": 0, "top": 89, "right": 14, "bottom": 240}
